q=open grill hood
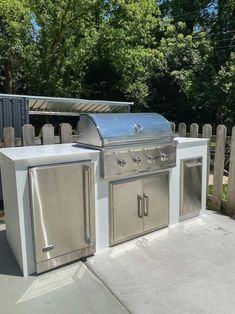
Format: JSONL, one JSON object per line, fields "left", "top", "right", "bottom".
{"left": 77, "top": 113, "right": 174, "bottom": 148}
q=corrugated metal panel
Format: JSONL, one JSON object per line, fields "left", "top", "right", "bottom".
{"left": 0, "top": 97, "right": 29, "bottom": 138}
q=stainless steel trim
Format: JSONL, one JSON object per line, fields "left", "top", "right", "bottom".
{"left": 36, "top": 245, "right": 95, "bottom": 274}
{"left": 83, "top": 166, "right": 92, "bottom": 245}
{"left": 29, "top": 110, "right": 81, "bottom": 116}
{"left": 179, "top": 210, "right": 201, "bottom": 222}
{"left": 137, "top": 195, "right": 143, "bottom": 218}
{"left": 102, "top": 136, "right": 174, "bottom": 147}
{"left": 143, "top": 194, "right": 149, "bottom": 216}
{"left": 109, "top": 225, "right": 169, "bottom": 246}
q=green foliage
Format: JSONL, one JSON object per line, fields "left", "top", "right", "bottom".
{"left": 0, "top": 0, "right": 33, "bottom": 93}
{"left": 208, "top": 184, "right": 228, "bottom": 200}
{"left": 0, "top": 0, "right": 234, "bottom": 125}
{"left": 214, "top": 52, "right": 235, "bottom": 124}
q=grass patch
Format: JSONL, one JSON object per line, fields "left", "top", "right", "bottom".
{"left": 208, "top": 184, "right": 228, "bottom": 200}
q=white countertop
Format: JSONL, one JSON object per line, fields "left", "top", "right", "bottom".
{"left": 174, "top": 137, "right": 208, "bottom": 148}
{"left": 0, "top": 144, "right": 99, "bottom": 162}
{"left": 0, "top": 137, "right": 208, "bottom": 163}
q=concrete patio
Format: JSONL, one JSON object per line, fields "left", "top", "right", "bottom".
{"left": 0, "top": 222, "right": 128, "bottom": 314}
{"left": 1, "top": 211, "right": 235, "bottom": 313}
{"left": 87, "top": 211, "right": 235, "bottom": 314}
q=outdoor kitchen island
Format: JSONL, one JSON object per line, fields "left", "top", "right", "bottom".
{"left": 0, "top": 136, "right": 208, "bottom": 277}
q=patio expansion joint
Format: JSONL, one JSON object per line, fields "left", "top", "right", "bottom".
{"left": 84, "top": 259, "right": 131, "bottom": 314}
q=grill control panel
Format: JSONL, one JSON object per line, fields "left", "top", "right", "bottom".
{"left": 100, "top": 143, "right": 176, "bottom": 180}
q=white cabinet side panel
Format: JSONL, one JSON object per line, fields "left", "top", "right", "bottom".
{"left": 95, "top": 156, "right": 109, "bottom": 251}
{"left": 0, "top": 157, "right": 24, "bottom": 273}
{"left": 15, "top": 166, "right": 35, "bottom": 276}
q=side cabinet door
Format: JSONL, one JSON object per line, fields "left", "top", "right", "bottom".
{"left": 180, "top": 159, "right": 202, "bottom": 217}
{"left": 110, "top": 179, "right": 143, "bottom": 244}
{"left": 143, "top": 173, "right": 169, "bottom": 232}
{"left": 29, "top": 161, "right": 95, "bottom": 265}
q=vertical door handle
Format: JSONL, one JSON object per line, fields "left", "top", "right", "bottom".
{"left": 143, "top": 194, "right": 149, "bottom": 216}
{"left": 83, "top": 166, "right": 92, "bottom": 245}
{"left": 137, "top": 195, "right": 143, "bottom": 218}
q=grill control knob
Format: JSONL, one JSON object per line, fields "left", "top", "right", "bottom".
{"left": 117, "top": 158, "right": 126, "bottom": 167}
{"left": 133, "top": 156, "right": 141, "bottom": 165}
{"left": 161, "top": 153, "right": 169, "bottom": 162}
{"left": 147, "top": 154, "right": 155, "bottom": 163}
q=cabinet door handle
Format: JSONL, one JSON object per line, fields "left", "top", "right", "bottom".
{"left": 137, "top": 195, "right": 143, "bottom": 218}
{"left": 143, "top": 194, "right": 149, "bottom": 216}
{"left": 83, "top": 166, "right": 92, "bottom": 245}
{"left": 185, "top": 161, "right": 202, "bottom": 168}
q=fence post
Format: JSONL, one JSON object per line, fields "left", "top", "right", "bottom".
{"left": 42, "top": 124, "right": 55, "bottom": 145}
{"left": 190, "top": 123, "right": 199, "bottom": 138}
{"left": 22, "top": 124, "right": 35, "bottom": 146}
{"left": 227, "top": 126, "right": 235, "bottom": 216}
{"left": 212, "top": 124, "right": 227, "bottom": 210}
{"left": 3, "top": 127, "right": 15, "bottom": 147}
{"left": 178, "top": 123, "right": 186, "bottom": 137}
{"left": 202, "top": 124, "right": 212, "bottom": 195}
{"left": 59, "top": 123, "right": 73, "bottom": 143}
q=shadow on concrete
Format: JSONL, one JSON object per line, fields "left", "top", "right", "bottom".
{"left": 0, "top": 226, "right": 22, "bottom": 276}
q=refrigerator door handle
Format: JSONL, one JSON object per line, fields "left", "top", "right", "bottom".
{"left": 83, "top": 166, "right": 92, "bottom": 245}
{"left": 185, "top": 161, "right": 203, "bottom": 168}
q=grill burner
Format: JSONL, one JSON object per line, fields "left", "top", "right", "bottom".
{"left": 77, "top": 113, "right": 176, "bottom": 179}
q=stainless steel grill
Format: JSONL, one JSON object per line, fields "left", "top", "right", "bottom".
{"left": 77, "top": 113, "right": 176, "bottom": 180}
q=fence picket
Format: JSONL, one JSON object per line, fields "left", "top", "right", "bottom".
{"left": 59, "top": 123, "right": 72, "bottom": 143}
{"left": 42, "top": 124, "right": 54, "bottom": 145}
{"left": 178, "top": 123, "right": 186, "bottom": 137}
{"left": 212, "top": 125, "right": 227, "bottom": 210}
{"left": 22, "top": 124, "right": 35, "bottom": 146}
{"left": 202, "top": 124, "right": 212, "bottom": 193}
{"left": 227, "top": 126, "right": 235, "bottom": 216}
{"left": 3, "top": 127, "right": 15, "bottom": 147}
{"left": 190, "top": 123, "right": 199, "bottom": 138}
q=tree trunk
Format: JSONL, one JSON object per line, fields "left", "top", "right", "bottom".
{"left": 4, "top": 60, "right": 13, "bottom": 93}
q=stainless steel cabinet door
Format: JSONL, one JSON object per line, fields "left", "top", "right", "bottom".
{"left": 29, "top": 161, "right": 95, "bottom": 265}
{"left": 111, "top": 179, "right": 143, "bottom": 244}
{"left": 180, "top": 159, "right": 202, "bottom": 218}
{"left": 143, "top": 173, "right": 169, "bottom": 232}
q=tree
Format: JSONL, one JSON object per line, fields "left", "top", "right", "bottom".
{"left": 0, "top": 0, "right": 234, "bottom": 125}
{"left": 83, "top": 0, "right": 161, "bottom": 109}
{"left": 0, "top": 0, "right": 33, "bottom": 93}
{"left": 28, "top": 0, "right": 102, "bottom": 97}
{"left": 214, "top": 52, "right": 235, "bottom": 125}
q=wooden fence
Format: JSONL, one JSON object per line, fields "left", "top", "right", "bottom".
{"left": 0, "top": 123, "right": 77, "bottom": 147}
{"left": 0, "top": 122, "right": 235, "bottom": 216}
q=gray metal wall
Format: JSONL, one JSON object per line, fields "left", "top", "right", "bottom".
{"left": 0, "top": 96, "right": 29, "bottom": 138}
